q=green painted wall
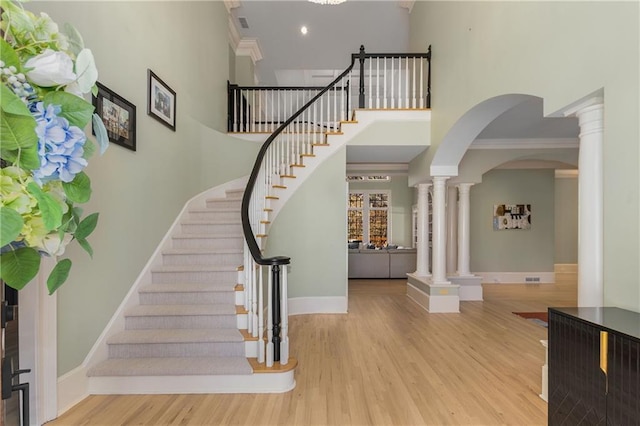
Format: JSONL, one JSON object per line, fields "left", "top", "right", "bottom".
{"left": 235, "top": 56, "right": 255, "bottom": 86}
{"left": 349, "top": 176, "right": 413, "bottom": 247}
{"left": 470, "top": 169, "right": 555, "bottom": 272}
{"left": 27, "top": 1, "right": 259, "bottom": 376}
{"left": 555, "top": 176, "right": 578, "bottom": 264}
{"left": 266, "top": 149, "right": 347, "bottom": 299}
{"left": 409, "top": 1, "right": 640, "bottom": 310}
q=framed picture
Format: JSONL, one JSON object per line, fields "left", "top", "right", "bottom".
{"left": 493, "top": 204, "right": 531, "bottom": 230}
{"left": 147, "top": 69, "right": 176, "bottom": 131}
{"left": 92, "top": 82, "right": 136, "bottom": 151}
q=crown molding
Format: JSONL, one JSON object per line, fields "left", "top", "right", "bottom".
{"left": 398, "top": 0, "right": 415, "bottom": 12}
{"left": 236, "top": 38, "right": 263, "bottom": 64}
{"left": 346, "top": 163, "right": 409, "bottom": 173}
{"left": 224, "top": 0, "right": 241, "bottom": 14}
{"left": 469, "top": 138, "right": 579, "bottom": 150}
{"left": 228, "top": 15, "right": 242, "bottom": 51}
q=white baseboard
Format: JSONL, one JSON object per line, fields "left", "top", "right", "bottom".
{"left": 288, "top": 296, "right": 348, "bottom": 315}
{"left": 475, "top": 271, "right": 555, "bottom": 284}
{"left": 406, "top": 283, "right": 460, "bottom": 313}
{"left": 57, "top": 366, "right": 88, "bottom": 416}
{"left": 88, "top": 372, "right": 296, "bottom": 395}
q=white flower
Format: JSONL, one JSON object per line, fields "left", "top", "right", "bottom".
{"left": 41, "top": 232, "right": 73, "bottom": 257}
{"left": 25, "top": 49, "right": 76, "bottom": 87}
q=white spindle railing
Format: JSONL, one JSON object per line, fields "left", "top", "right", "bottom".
{"left": 240, "top": 46, "right": 432, "bottom": 368}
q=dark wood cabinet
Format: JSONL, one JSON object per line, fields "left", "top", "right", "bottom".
{"left": 548, "top": 307, "right": 640, "bottom": 425}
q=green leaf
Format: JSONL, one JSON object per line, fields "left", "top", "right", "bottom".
{"left": 26, "top": 182, "right": 63, "bottom": 231}
{"left": 0, "top": 85, "right": 32, "bottom": 116}
{"left": 0, "top": 38, "right": 20, "bottom": 69}
{"left": 44, "top": 91, "right": 94, "bottom": 128}
{"left": 0, "top": 207, "right": 24, "bottom": 247}
{"left": 46, "top": 258, "right": 72, "bottom": 294}
{"left": 61, "top": 23, "right": 85, "bottom": 57}
{"left": 75, "top": 212, "right": 99, "bottom": 240}
{"left": 0, "top": 109, "right": 38, "bottom": 150}
{"left": 62, "top": 171, "right": 91, "bottom": 203}
{"left": 0, "top": 247, "right": 41, "bottom": 290}
{"left": 92, "top": 113, "right": 109, "bottom": 155}
{"left": 83, "top": 135, "right": 96, "bottom": 159}
{"left": 77, "top": 238, "right": 93, "bottom": 258}
{"left": 17, "top": 143, "right": 40, "bottom": 170}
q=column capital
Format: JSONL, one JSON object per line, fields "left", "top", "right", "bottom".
{"left": 456, "top": 183, "right": 474, "bottom": 194}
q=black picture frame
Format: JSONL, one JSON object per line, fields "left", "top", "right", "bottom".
{"left": 92, "top": 82, "right": 136, "bottom": 151}
{"left": 147, "top": 69, "right": 176, "bottom": 131}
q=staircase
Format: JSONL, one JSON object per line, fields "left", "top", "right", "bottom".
{"left": 80, "top": 46, "right": 432, "bottom": 396}
{"left": 85, "top": 187, "right": 296, "bottom": 394}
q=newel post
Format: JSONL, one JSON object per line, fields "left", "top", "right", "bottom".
{"left": 358, "top": 45, "right": 366, "bottom": 108}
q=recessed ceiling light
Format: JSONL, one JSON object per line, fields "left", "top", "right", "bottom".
{"left": 300, "top": 26, "right": 308, "bottom": 35}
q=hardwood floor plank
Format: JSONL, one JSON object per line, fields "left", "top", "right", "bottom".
{"left": 47, "top": 275, "right": 576, "bottom": 425}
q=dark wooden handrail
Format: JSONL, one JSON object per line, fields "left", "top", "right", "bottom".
{"left": 241, "top": 58, "right": 357, "bottom": 266}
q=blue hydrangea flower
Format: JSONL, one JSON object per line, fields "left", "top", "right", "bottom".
{"left": 31, "top": 102, "right": 88, "bottom": 184}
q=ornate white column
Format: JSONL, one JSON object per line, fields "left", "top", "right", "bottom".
{"left": 456, "top": 183, "right": 474, "bottom": 277}
{"left": 432, "top": 176, "right": 450, "bottom": 285}
{"left": 566, "top": 98, "right": 604, "bottom": 307}
{"left": 446, "top": 185, "right": 458, "bottom": 274}
{"left": 415, "top": 183, "right": 432, "bottom": 276}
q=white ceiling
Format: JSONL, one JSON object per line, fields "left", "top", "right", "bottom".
{"left": 231, "top": 1, "right": 579, "bottom": 167}
{"left": 231, "top": 0, "right": 410, "bottom": 86}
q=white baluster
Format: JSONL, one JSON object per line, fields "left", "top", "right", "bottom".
{"left": 420, "top": 59, "right": 424, "bottom": 108}
{"left": 391, "top": 57, "right": 395, "bottom": 108}
{"left": 266, "top": 265, "right": 274, "bottom": 367}
{"left": 368, "top": 57, "right": 372, "bottom": 108}
{"left": 383, "top": 57, "right": 388, "bottom": 108}
{"left": 280, "top": 265, "right": 289, "bottom": 365}
{"left": 412, "top": 58, "right": 416, "bottom": 108}
{"left": 405, "top": 57, "right": 409, "bottom": 109}
{"left": 376, "top": 57, "right": 380, "bottom": 109}
{"left": 258, "top": 263, "right": 265, "bottom": 363}
{"left": 252, "top": 259, "right": 258, "bottom": 337}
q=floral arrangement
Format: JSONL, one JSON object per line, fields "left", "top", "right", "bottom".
{"left": 0, "top": 0, "right": 109, "bottom": 294}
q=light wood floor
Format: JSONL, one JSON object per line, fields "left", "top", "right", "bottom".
{"left": 47, "top": 274, "right": 577, "bottom": 426}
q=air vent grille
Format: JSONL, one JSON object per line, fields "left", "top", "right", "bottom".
{"left": 238, "top": 17, "right": 249, "bottom": 29}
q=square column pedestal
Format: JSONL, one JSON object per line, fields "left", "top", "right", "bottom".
{"left": 448, "top": 275, "right": 483, "bottom": 301}
{"left": 406, "top": 273, "right": 460, "bottom": 313}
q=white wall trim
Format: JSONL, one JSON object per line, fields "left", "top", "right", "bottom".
{"left": 288, "top": 297, "right": 348, "bottom": 315}
{"left": 57, "top": 366, "right": 89, "bottom": 417}
{"left": 236, "top": 38, "right": 263, "bottom": 64}
{"left": 476, "top": 271, "right": 556, "bottom": 284}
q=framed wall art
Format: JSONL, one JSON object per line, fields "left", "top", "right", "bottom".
{"left": 147, "top": 69, "right": 176, "bottom": 131}
{"left": 92, "top": 82, "right": 136, "bottom": 151}
{"left": 493, "top": 204, "right": 531, "bottom": 230}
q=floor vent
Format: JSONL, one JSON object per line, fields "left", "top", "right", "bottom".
{"left": 525, "top": 277, "right": 541, "bottom": 283}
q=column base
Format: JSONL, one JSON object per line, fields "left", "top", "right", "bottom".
{"left": 448, "top": 275, "right": 483, "bottom": 301}
{"left": 406, "top": 273, "right": 460, "bottom": 313}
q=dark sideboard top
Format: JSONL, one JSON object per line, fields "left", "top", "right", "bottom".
{"left": 549, "top": 307, "right": 640, "bottom": 342}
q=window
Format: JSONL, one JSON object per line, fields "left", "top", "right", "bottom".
{"left": 348, "top": 190, "right": 390, "bottom": 247}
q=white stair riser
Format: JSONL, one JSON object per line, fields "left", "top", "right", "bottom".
{"left": 108, "top": 341, "right": 245, "bottom": 358}
{"left": 181, "top": 223, "right": 242, "bottom": 235}
{"left": 161, "top": 252, "right": 243, "bottom": 266}
{"left": 151, "top": 270, "right": 237, "bottom": 284}
{"left": 245, "top": 340, "right": 258, "bottom": 358}
{"left": 206, "top": 199, "right": 242, "bottom": 209}
{"left": 224, "top": 191, "right": 244, "bottom": 200}
{"left": 188, "top": 211, "right": 239, "bottom": 221}
{"left": 139, "top": 291, "right": 235, "bottom": 305}
{"left": 172, "top": 236, "right": 243, "bottom": 250}
{"left": 125, "top": 314, "right": 237, "bottom": 330}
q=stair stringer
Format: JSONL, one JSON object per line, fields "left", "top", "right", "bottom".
{"left": 62, "top": 176, "right": 296, "bottom": 397}
{"left": 267, "top": 109, "right": 431, "bottom": 223}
